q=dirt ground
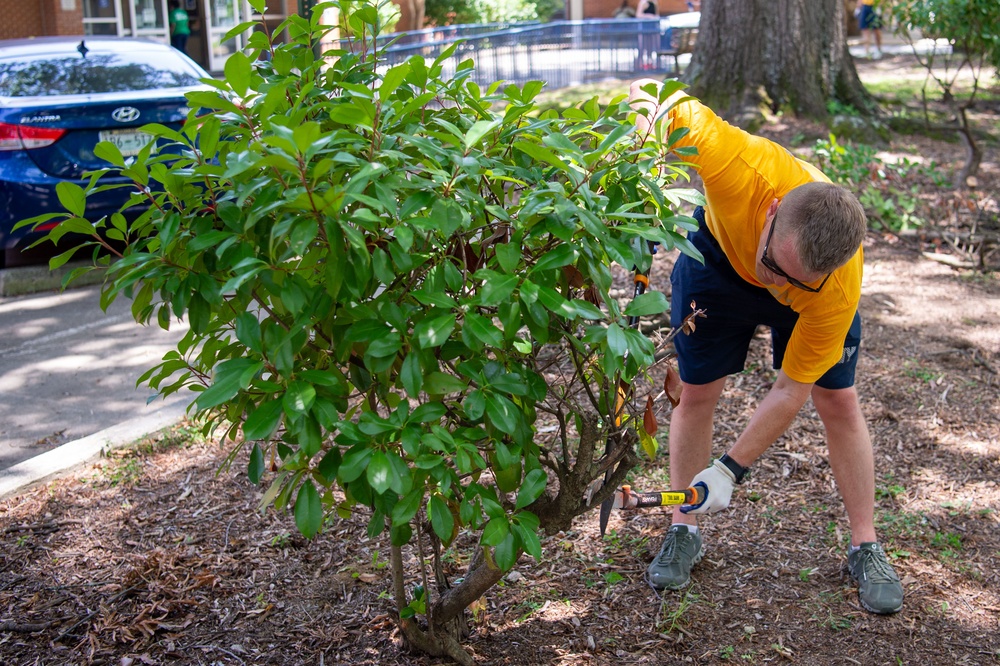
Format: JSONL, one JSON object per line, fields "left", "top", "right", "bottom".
{"left": 1, "top": 55, "right": 998, "bottom": 665}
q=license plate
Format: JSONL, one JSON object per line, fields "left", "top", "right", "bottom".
{"left": 98, "top": 128, "right": 153, "bottom": 157}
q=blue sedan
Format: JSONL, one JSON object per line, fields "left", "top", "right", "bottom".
{"left": 0, "top": 36, "right": 210, "bottom": 268}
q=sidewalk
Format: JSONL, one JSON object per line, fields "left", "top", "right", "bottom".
{"left": 0, "top": 262, "right": 192, "bottom": 500}
{"left": 0, "top": 401, "right": 188, "bottom": 501}
{"left": 847, "top": 31, "right": 953, "bottom": 60}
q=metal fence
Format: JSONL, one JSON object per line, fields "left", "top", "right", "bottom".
{"left": 337, "top": 18, "right": 691, "bottom": 90}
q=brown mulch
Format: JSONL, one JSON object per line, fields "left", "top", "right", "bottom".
{"left": 1, "top": 54, "right": 999, "bottom": 665}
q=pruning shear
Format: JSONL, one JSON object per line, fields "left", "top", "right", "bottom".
{"left": 602, "top": 484, "right": 704, "bottom": 521}
{"left": 596, "top": 241, "right": 706, "bottom": 536}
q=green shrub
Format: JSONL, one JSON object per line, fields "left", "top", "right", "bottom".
{"left": 24, "top": 2, "right": 702, "bottom": 661}
{"left": 812, "top": 134, "right": 926, "bottom": 232}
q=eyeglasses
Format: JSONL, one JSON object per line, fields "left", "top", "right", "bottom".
{"left": 760, "top": 207, "right": 831, "bottom": 293}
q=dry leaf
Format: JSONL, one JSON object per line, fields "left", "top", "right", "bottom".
{"left": 664, "top": 362, "right": 683, "bottom": 407}
{"left": 563, "top": 264, "right": 585, "bottom": 288}
{"left": 614, "top": 382, "right": 628, "bottom": 426}
{"left": 643, "top": 395, "right": 658, "bottom": 436}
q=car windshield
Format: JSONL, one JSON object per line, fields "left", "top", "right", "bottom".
{"left": 0, "top": 50, "right": 202, "bottom": 97}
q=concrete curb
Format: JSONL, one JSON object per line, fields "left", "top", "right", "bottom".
{"left": 0, "top": 261, "right": 107, "bottom": 297}
{"left": 0, "top": 401, "right": 189, "bottom": 501}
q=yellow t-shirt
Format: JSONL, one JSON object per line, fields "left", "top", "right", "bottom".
{"left": 663, "top": 96, "right": 863, "bottom": 384}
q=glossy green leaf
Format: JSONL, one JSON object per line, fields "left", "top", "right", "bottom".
{"left": 513, "top": 140, "right": 572, "bottom": 173}
{"left": 606, "top": 322, "right": 628, "bottom": 357}
{"left": 481, "top": 517, "right": 509, "bottom": 546}
{"left": 283, "top": 381, "right": 316, "bottom": 415}
{"left": 339, "top": 446, "right": 374, "bottom": 483}
{"left": 424, "top": 372, "right": 467, "bottom": 395}
{"left": 55, "top": 182, "right": 87, "bottom": 217}
{"left": 415, "top": 314, "right": 456, "bottom": 349}
{"left": 248, "top": 442, "right": 265, "bottom": 485}
{"left": 530, "top": 245, "right": 579, "bottom": 273}
{"left": 513, "top": 518, "right": 542, "bottom": 560}
{"left": 400, "top": 353, "right": 423, "bottom": 397}
{"left": 195, "top": 359, "right": 263, "bottom": 411}
{"left": 244, "top": 399, "right": 283, "bottom": 440}
{"left": 294, "top": 481, "right": 323, "bottom": 538}
{"left": 476, "top": 270, "right": 519, "bottom": 306}
{"left": 429, "top": 495, "right": 454, "bottom": 543}
{"left": 494, "top": 531, "right": 517, "bottom": 571}
{"left": 464, "top": 119, "right": 501, "bottom": 150}
{"left": 515, "top": 468, "right": 547, "bottom": 509}
{"left": 485, "top": 394, "right": 519, "bottom": 434}
{"left": 391, "top": 486, "right": 424, "bottom": 526}
{"left": 462, "top": 312, "right": 503, "bottom": 349}
{"left": 367, "top": 451, "right": 392, "bottom": 494}
{"left": 93, "top": 141, "right": 125, "bottom": 167}
{"left": 380, "top": 62, "right": 410, "bottom": 98}
{"left": 623, "top": 291, "right": 670, "bottom": 317}
{"left": 224, "top": 51, "right": 252, "bottom": 96}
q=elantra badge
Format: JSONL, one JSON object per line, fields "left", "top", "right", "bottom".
{"left": 111, "top": 106, "right": 141, "bottom": 123}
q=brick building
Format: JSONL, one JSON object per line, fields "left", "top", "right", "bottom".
{"left": 576, "top": 0, "right": 693, "bottom": 20}
{"left": 1, "top": 0, "right": 85, "bottom": 40}
{"left": 1, "top": 0, "right": 300, "bottom": 72}
{"left": 2, "top": 0, "right": 698, "bottom": 73}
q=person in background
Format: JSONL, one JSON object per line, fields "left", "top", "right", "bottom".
{"left": 614, "top": 0, "right": 636, "bottom": 19}
{"left": 169, "top": 0, "right": 191, "bottom": 55}
{"left": 628, "top": 79, "right": 905, "bottom": 615}
{"left": 857, "top": 0, "right": 884, "bottom": 59}
{"left": 636, "top": 0, "right": 658, "bottom": 69}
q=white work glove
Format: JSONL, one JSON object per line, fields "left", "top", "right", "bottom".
{"left": 681, "top": 459, "right": 737, "bottom": 514}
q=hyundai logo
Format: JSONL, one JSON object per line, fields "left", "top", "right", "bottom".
{"left": 111, "top": 106, "right": 141, "bottom": 123}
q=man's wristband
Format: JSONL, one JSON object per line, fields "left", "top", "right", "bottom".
{"left": 719, "top": 454, "right": 749, "bottom": 484}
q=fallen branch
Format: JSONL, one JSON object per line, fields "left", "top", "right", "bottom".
{"left": 921, "top": 251, "right": 977, "bottom": 269}
{"left": 900, "top": 229, "right": 999, "bottom": 243}
{"left": 0, "top": 620, "right": 58, "bottom": 633}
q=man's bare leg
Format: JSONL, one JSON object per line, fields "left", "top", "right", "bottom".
{"left": 811, "top": 385, "right": 876, "bottom": 546}
{"left": 645, "top": 376, "right": 727, "bottom": 590}
{"left": 813, "top": 384, "right": 903, "bottom": 613}
{"left": 669, "top": 377, "right": 727, "bottom": 526}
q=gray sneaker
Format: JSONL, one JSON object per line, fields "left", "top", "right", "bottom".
{"left": 646, "top": 525, "right": 703, "bottom": 590}
{"left": 848, "top": 542, "right": 904, "bottom": 614}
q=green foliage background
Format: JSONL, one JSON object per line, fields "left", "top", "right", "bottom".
{"left": 424, "top": 0, "right": 563, "bottom": 27}
{"left": 890, "top": 0, "right": 1000, "bottom": 72}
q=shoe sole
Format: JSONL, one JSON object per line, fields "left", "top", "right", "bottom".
{"left": 849, "top": 572, "right": 903, "bottom": 614}
{"left": 859, "top": 598, "right": 903, "bottom": 614}
{"left": 646, "top": 546, "right": 704, "bottom": 592}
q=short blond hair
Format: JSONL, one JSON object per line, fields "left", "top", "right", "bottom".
{"left": 778, "top": 182, "right": 867, "bottom": 274}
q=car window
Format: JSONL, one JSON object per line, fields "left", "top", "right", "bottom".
{"left": 0, "top": 50, "right": 203, "bottom": 97}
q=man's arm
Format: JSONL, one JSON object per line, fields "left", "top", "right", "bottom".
{"left": 629, "top": 78, "right": 671, "bottom": 135}
{"left": 728, "top": 370, "right": 813, "bottom": 468}
{"left": 683, "top": 370, "right": 813, "bottom": 514}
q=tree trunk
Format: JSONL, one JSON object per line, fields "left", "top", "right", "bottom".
{"left": 398, "top": 0, "right": 425, "bottom": 31}
{"left": 687, "top": 0, "right": 874, "bottom": 123}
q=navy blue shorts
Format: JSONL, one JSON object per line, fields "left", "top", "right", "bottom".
{"left": 858, "top": 4, "right": 882, "bottom": 30}
{"left": 670, "top": 207, "right": 861, "bottom": 390}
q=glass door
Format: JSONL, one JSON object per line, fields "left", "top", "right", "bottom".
{"left": 129, "top": 0, "right": 170, "bottom": 42}
{"left": 205, "top": 0, "right": 250, "bottom": 72}
{"left": 83, "top": 0, "right": 124, "bottom": 35}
